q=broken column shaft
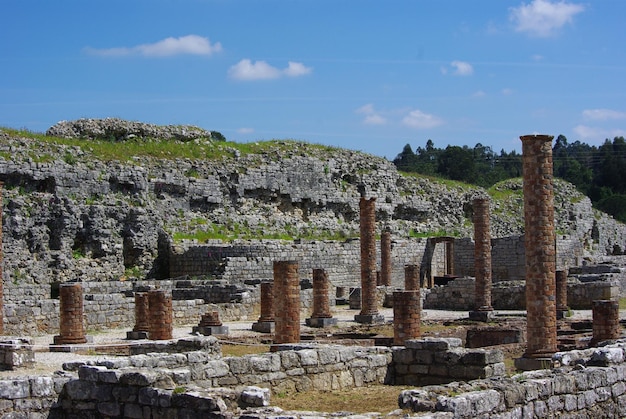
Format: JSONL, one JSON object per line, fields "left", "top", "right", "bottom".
{"left": 469, "top": 197, "right": 494, "bottom": 321}
{"left": 252, "top": 281, "right": 275, "bottom": 333}
{"left": 148, "top": 289, "right": 173, "bottom": 340}
{"left": 306, "top": 268, "right": 337, "bottom": 327}
{"left": 273, "top": 260, "right": 300, "bottom": 344}
{"left": 53, "top": 283, "right": 87, "bottom": 347}
{"left": 355, "top": 197, "right": 384, "bottom": 324}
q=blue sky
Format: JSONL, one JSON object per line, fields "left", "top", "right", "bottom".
{"left": 2, "top": 0, "right": 625, "bottom": 159}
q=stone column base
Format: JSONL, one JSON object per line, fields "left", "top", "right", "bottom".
{"left": 305, "top": 317, "right": 338, "bottom": 328}
{"left": 192, "top": 325, "right": 229, "bottom": 336}
{"left": 50, "top": 335, "right": 93, "bottom": 353}
{"left": 252, "top": 321, "right": 275, "bottom": 333}
{"left": 126, "top": 331, "right": 149, "bottom": 340}
{"left": 469, "top": 310, "right": 496, "bottom": 322}
{"left": 354, "top": 313, "right": 385, "bottom": 324}
{"left": 514, "top": 356, "right": 553, "bottom": 371}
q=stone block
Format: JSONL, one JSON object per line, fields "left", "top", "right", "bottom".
{"left": 514, "top": 356, "right": 553, "bottom": 371}
{"left": 462, "top": 349, "right": 504, "bottom": 366}
{"left": 251, "top": 321, "right": 275, "bottom": 333}
{"left": 405, "top": 337, "right": 462, "bottom": 351}
{"left": 305, "top": 317, "right": 338, "bottom": 328}
{"left": 354, "top": 313, "right": 385, "bottom": 324}
{"left": 192, "top": 325, "right": 229, "bottom": 336}
{"left": 468, "top": 310, "right": 496, "bottom": 322}
{"left": 126, "top": 331, "right": 149, "bottom": 340}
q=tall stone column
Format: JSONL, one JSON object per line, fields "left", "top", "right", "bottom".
{"left": 355, "top": 197, "right": 384, "bottom": 324}
{"left": 404, "top": 264, "right": 420, "bottom": 291}
{"left": 252, "top": 281, "right": 275, "bottom": 333}
{"left": 127, "top": 292, "right": 150, "bottom": 339}
{"left": 148, "top": 289, "right": 173, "bottom": 340}
{"left": 52, "top": 283, "right": 87, "bottom": 349}
{"left": 380, "top": 230, "right": 392, "bottom": 287}
{"left": 393, "top": 290, "right": 421, "bottom": 345}
{"left": 273, "top": 260, "right": 300, "bottom": 344}
{"left": 0, "top": 182, "right": 3, "bottom": 335}
{"left": 515, "top": 134, "right": 557, "bottom": 370}
{"left": 556, "top": 270, "right": 570, "bottom": 319}
{"left": 591, "top": 300, "right": 620, "bottom": 346}
{"left": 469, "top": 197, "right": 494, "bottom": 321}
{"left": 306, "top": 269, "right": 337, "bottom": 327}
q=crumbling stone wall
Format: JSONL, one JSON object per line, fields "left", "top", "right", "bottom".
{"left": 423, "top": 276, "right": 620, "bottom": 311}
{"left": 2, "top": 280, "right": 256, "bottom": 335}
{"left": 401, "top": 341, "right": 626, "bottom": 418}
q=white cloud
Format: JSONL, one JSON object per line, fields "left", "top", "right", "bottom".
{"left": 450, "top": 60, "right": 474, "bottom": 76}
{"left": 510, "top": 0, "right": 585, "bottom": 37}
{"left": 573, "top": 125, "right": 626, "bottom": 141}
{"left": 284, "top": 61, "right": 313, "bottom": 77}
{"left": 228, "top": 60, "right": 281, "bottom": 80}
{"left": 228, "top": 59, "right": 312, "bottom": 81}
{"left": 501, "top": 88, "right": 514, "bottom": 95}
{"left": 473, "top": 90, "right": 487, "bottom": 97}
{"left": 356, "top": 104, "right": 387, "bottom": 125}
{"left": 402, "top": 109, "right": 444, "bottom": 129}
{"left": 582, "top": 109, "right": 626, "bottom": 121}
{"left": 85, "top": 35, "right": 222, "bottom": 57}
{"left": 237, "top": 128, "right": 254, "bottom": 134}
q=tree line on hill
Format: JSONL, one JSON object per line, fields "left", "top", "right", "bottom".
{"left": 392, "top": 135, "right": 626, "bottom": 223}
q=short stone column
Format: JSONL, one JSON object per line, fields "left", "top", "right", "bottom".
{"left": 393, "top": 290, "right": 421, "bottom": 345}
{"left": 0, "top": 182, "right": 3, "bottom": 335}
{"left": 252, "top": 281, "right": 275, "bottom": 333}
{"left": 404, "top": 264, "right": 420, "bottom": 291}
{"left": 193, "top": 311, "right": 229, "bottom": 335}
{"left": 556, "top": 270, "right": 570, "bottom": 319}
{"left": 148, "top": 289, "right": 173, "bottom": 340}
{"left": 591, "top": 300, "right": 621, "bottom": 346}
{"left": 380, "top": 230, "right": 392, "bottom": 286}
{"left": 127, "top": 292, "right": 150, "bottom": 339}
{"left": 273, "top": 260, "right": 301, "bottom": 344}
{"left": 469, "top": 197, "right": 495, "bottom": 322}
{"left": 52, "top": 283, "right": 87, "bottom": 350}
{"left": 515, "top": 134, "right": 557, "bottom": 371}
{"left": 355, "top": 197, "right": 384, "bottom": 324}
{"left": 306, "top": 269, "right": 337, "bottom": 327}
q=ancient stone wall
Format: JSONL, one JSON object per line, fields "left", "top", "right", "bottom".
{"left": 423, "top": 276, "right": 620, "bottom": 311}
{"left": 401, "top": 341, "right": 626, "bottom": 418}
{"left": 2, "top": 280, "right": 257, "bottom": 335}
{"left": 7, "top": 339, "right": 626, "bottom": 417}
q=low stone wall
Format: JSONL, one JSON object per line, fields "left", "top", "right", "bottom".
{"left": 423, "top": 277, "right": 621, "bottom": 310}
{"left": 3, "top": 280, "right": 257, "bottom": 335}
{"left": 5, "top": 339, "right": 626, "bottom": 417}
{"left": 400, "top": 341, "right": 626, "bottom": 418}
{"left": 390, "top": 337, "right": 505, "bottom": 386}
{"left": 0, "top": 374, "right": 72, "bottom": 418}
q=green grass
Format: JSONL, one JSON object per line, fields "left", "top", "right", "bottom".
{"left": 409, "top": 229, "right": 459, "bottom": 239}
{"left": 0, "top": 127, "right": 346, "bottom": 163}
{"left": 171, "top": 220, "right": 357, "bottom": 243}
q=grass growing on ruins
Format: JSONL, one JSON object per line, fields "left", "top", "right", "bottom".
{"left": 620, "top": 297, "right": 626, "bottom": 310}
{"left": 409, "top": 229, "right": 459, "bottom": 239}
{"left": 273, "top": 385, "right": 406, "bottom": 415}
{"left": 0, "top": 127, "right": 345, "bottom": 163}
